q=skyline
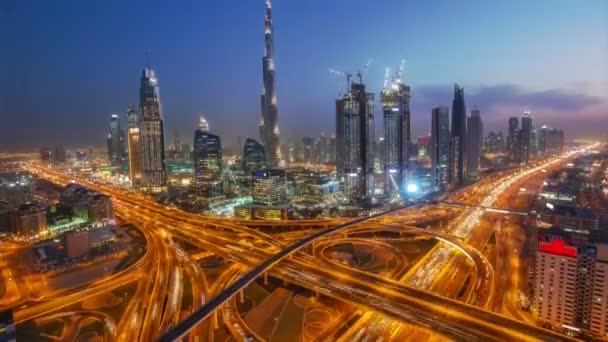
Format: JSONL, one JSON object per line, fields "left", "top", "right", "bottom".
{"left": 1, "top": 0, "right": 607, "bottom": 151}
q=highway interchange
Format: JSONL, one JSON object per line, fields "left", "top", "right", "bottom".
{"left": 0, "top": 147, "right": 594, "bottom": 341}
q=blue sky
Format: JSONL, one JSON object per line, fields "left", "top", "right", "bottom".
{"left": 1, "top": 0, "right": 607, "bottom": 151}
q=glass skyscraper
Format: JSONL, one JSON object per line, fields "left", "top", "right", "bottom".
{"left": 336, "top": 82, "right": 374, "bottom": 202}
{"left": 431, "top": 106, "right": 450, "bottom": 190}
{"left": 381, "top": 79, "right": 411, "bottom": 197}
{"left": 139, "top": 67, "right": 166, "bottom": 192}
{"left": 193, "top": 116, "right": 222, "bottom": 186}
{"left": 449, "top": 84, "right": 467, "bottom": 187}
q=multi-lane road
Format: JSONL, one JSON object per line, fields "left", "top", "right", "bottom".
{"left": 15, "top": 148, "right": 594, "bottom": 342}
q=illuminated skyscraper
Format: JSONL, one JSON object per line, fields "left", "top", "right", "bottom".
{"left": 252, "top": 169, "right": 287, "bottom": 206}
{"left": 336, "top": 82, "right": 374, "bottom": 201}
{"left": 518, "top": 111, "right": 533, "bottom": 164}
{"left": 193, "top": 116, "right": 222, "bottom": 194}
{"left": 431, "top": 106, "right": 450, "bottom": 191}
{"left": 126, "top": 106, "right": 142, "bottom": 187}
{"left": 381, "top": 75, "right": 411, "bottom": 196}
{"left": 466, "top": 108, "right": 483, "bottom": 180}
{"left": 259, "top": 0, "right": 280, "bottom": 166}
{"left": 449, "top": 84, "right": 466, "bottom": 187}
{"left": 107, "top": 114, "right": 125, "bottom": 166}
{"left": 139, "top": 67, "right": 166, "bottom": 192}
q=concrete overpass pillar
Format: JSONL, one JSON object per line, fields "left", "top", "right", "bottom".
{"left": 238, "top": 289, "right": 244, "bottom": 303}
{"left": 263, "top": 272, "right": 268, "bottom": 285}
{"left": 212, "top": 311, "right": 219, "bottom": 330}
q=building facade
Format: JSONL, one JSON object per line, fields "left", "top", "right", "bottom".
{"left": 507, "top": 116, "right": 519, "bottom": 163}
{"left": 139, "top": 68, "right": 166, "bottom": 192}
{"left": 335, "top": 82, "right": 374, "bottom": 202}
{"left": 107, "top": 114, "right": 125, "bottom": 166}
{"left": 381, "top": 80, "right": 411, "bottom": 197}
{"left": 449, "top": 84, "right": 467, "bottom": 187}
{"left": 259, "top": 0, "right": 281, "bottom": 165}
{"left": 431, "top": 106, "right": 450, "bottom": 191}
{"left": 194, "top": 116, "right": 222, "bottom": 195}
{"left": 126, "top": 106, "right": 142, "bottom": 187}
{"left": 466, "top": 109, "right": 483, "bottom": 180}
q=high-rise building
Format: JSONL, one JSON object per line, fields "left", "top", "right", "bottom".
{"left": 259, "top": 0, "right": 280, "bottom": 166}
{"left": 431, "top": 107, "right": 450, "bottom": 191}
{"left": 466, "top": 108, "right": 483, "bottom": 180}
{"left": 507, "top": 116, "right": 519, "bottom": 163}
{"left": 126, "top": 106, "right": 142, "bottom": 187}
{"left": 381, "top": 78, "right": 411, "bottom": 196}
{"left": 193, "top": 116, "right": 222, "bottom": 194}
{"left": 533, "top": 228, "right": 608, "bottom": 336}
{"left": 252, "top": 169, "right": 287, "bottom": 206}
{"left": 417, "top": 135, "right": 431, "bottom": 161}
{"left": 518, "top": 111, "right": 533, "bottom": 164}
{"left": 107, "top": 114, "right": 125, "bottom": 166}
{"left": 538, "top": 126, "right": 565, "bottom": 155}
{"left": 243, "top": 138, "right": 266, "bottom": 173}
{"left": 449, "top": 84, "right": 467, "bottom": 187}
{"left": 52, "top": 146, "right": 66, "bottom": 165}
{"left": 335, "top": 82, "right": 374, "bottom": 202}
{"left": 139, "top": 67, "right": 166, "bottom": 192}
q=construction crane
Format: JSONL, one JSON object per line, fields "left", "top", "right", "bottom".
{"left": 356, "top": 58, "right": 374, "bottom": 83}
{"left": 383, "top": 67, "right": 390, "bottom": 89}
{"left": 328, "top": 68, "right": 352, "bottom": 92}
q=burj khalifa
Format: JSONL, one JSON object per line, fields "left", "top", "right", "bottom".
{"left": 259, "top": 0, "right": 281, "bottom": 166}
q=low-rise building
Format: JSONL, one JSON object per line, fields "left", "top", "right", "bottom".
{"left": 9, "top": 203, "right": 47, "bottom": 237}
{"left": 540, "top": 204, "right": 599, "bottom": 231}
{"left": 64, "top": 230, "right": 91, "bottom": 258}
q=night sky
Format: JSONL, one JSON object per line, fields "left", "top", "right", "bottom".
{"left": 1, "top": 0, "right": 607, "bottom": 152}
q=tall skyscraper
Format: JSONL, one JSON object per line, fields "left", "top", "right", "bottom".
{"left": 449, "top": 84, "right": 467, "bottom": 187}
{"left": 193, "top": 116, "right": 222, "bottom": 194}
{"left": 335, "top": 81, "right": 374, "bottom": 202}
{"left": 518, "top": 111, "right": 533, "bottom": 164}
{"left": 507, "top": 116, "right": 519, "bottom": 163}
{"left": 259, "top": 0, "right": 280, "bottom": 166}
{"left": 139, "top": 67, "right": 166, "bottom": 192}
{"left": 126, "top": 106, "right": 142, "bottom": 187}
{"left": 431, "top": 107, "right": 450, "bottom": 191}
{"left": 107, "top": 114, "right": 125, "bottom": 166}
{"left": 381, "top": 77, "right": 411, "bottom": 196}
{"left": 466, "top": 108, "right": 483, "bottom": 181}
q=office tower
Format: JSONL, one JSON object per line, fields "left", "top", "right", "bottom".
{"left": 531, "top": 128, "right": 538, "bottom": 156}
{"left": 335, "top": 81, "right": 374, "bottom": 201}
{"left": 547, "top": 129, "right": 565, "bottom": 154}
{"left": 52, "top": 146, "right": 66, "bottom": 165}
{"left": 466, "top": 108, "right": 483, "bottom": 180}
{"left": 381, "top": 78, "right": 411, "bottom": 196}
{"left": 319, "top": 133, "right": 329, "bottom": 163}
{"left": 507, "top": 117, "right": 519, "bottom": 163}
{"left": 301, "top": 136, "right": 315, "bottom": 162}
{"left": 533, "top": 228, "right": 608, "bottom": 336}
{"left": 259, "top": 0, "right": 280, "bottom": 166}
{"left": 139, "top": 67, "right": 166, "bottom": 192}
{"left": 449, "top": 84, "right": 467, "bottom": 187}
{"left": 107, "top": 114, "right": 125, "bottom": 166}
{"left": 519, "top": 111, "right": 533, "bottom": 163}
{"left": 252, "top": 169, "right": 287, "bottom": 205}
{"left": 243, "top": 138, "right": 266, "bottom": 173}
{"left": 376, "top": 137, "right": 385, "bottom": 173}
{"left": 431, "top": 107, "right": 450, "bottom": 191}
{"left": 193, "top": 116, "right": 222, "bottom": 194}
{"left": 417, "top": 135, "right": 431, "bottom": 160}
{"left": 538, "top": 125, "right": 549, "bottom": 155}
{"left": 126, "top": 106, "right": 142, "bottom": 187}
